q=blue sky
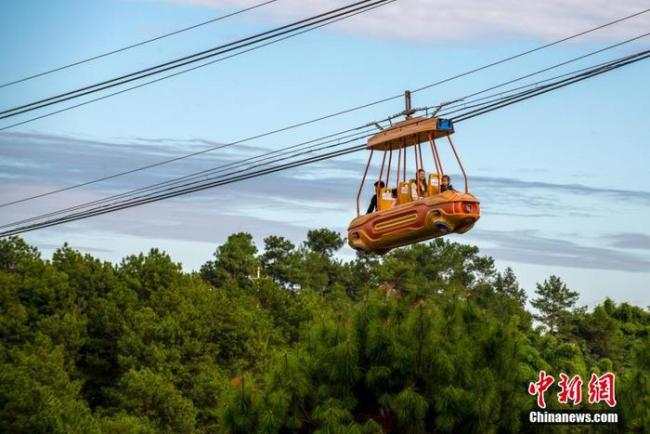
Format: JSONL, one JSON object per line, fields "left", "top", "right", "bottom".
{"left": 1, "top": 0, "right": 649, "bottom": 308}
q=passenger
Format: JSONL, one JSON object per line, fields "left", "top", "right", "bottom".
{"left": 380, "top": 188, "right": 398, "bottom": 209}
{"left": 366, "top": 180, "right": 385, "bottom": 214}
{"left": 440, "top": 174, "right": 456, "bottom": 192}
{"left": 415, "top": 169, "right": 427, "bottom": 198}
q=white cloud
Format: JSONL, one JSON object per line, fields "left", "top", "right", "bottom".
{"left": 158, "top": 0, "right": 650, "bottom": 42}
{"left": 468, "top": 229, "right": 650, "bottom": 272}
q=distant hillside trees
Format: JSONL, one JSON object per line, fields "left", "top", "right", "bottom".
{"left": 0, "top": 233, "right": 648, "bottom": 433}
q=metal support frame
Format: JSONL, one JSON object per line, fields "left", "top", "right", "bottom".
{"left": 417, "top": 141, "right": 425, "bottom": 170}
{"left": 447, "top": 135, "right": 468, "bottom": 193}
{"left": 429, "top": 134, "right": 444, "bottom": 186}
{"left": 396, "top": 147, "right": 402, "bottom": 189}
{"left": 386, "top": 145, "right": 393, "bottom": 187}
{"left": 402, "top": 138, "right": 407, "bottom": 181}
{"left": 356, "top": 149, "right": 374, "bottom": 216}
{"left": 376, "top": 150, "right": 388, "bottom": 210}
{"left": 404, "top": 90, "right": 412, "bottom": 118}
{"left": 413, "top": 143, "right": 420, "bottom": 177}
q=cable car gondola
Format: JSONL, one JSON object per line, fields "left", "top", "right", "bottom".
{"left": 348, "top": 92, "right": 480, "bottom": 254}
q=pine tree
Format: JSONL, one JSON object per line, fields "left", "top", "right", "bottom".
{"left": 4, "top": 234, "right": 650, "bottom": 433}
{"left": 494, "top": 267, "right": 526, "bottom": 305}
{"left": 531, "top": 275, "right": 578, "bottom": 335}
{"left": 201, "top": 232, "right": 259, "bottom": 288}
{"left": 305, "top": 228, "right": 344, "bottom": 258}
{"left": 620, "top": 336, "right": 650, "bottom": 431}
{"left": 260, "top": 235, "right": 301, "bottom": 288}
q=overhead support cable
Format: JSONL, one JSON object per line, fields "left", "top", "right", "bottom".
{"left": 0, "top": 0, "right": 280, "bottom": 89}
{"left": 0, "top": 143, "right": 368, "bottom": 236}
{"left": 0, "top": 124, "right": 385, "bottom": 228}
{"left": 0, "top": 0, "right": 392, "bottom": 120}
{"left": 2, "top": 47, "right": 648, "bottom": 237}
{"left": 1, "top": 6, "right": 645, "bottom": 209}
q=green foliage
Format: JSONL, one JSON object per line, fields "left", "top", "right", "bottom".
{"left": 218, "top": 375, "right": 259, "bottom": 434}
{"left": 110, "top": 368, "right": 197, "bottom": 434}
{"left": 494, "top": 267, "right": 527, "bottom": 305}
{"left": 0, "top": 335, "right": 98, "bottom": 434}
{"left": 0, "top": 236, "right": 40, "bottom": 271}
{"left": 260, "top": 235, "right": 301, "bottom": 287}
{"left": 620, "top": 336, "right": 650, "bottom": 431}
{"left": 201, "top": 232, "right": 259, "bottom": 288}
{"left": 1, "top": 234, "right": 648, "bottom": 433}
{"left": 390, "top": 387, "right": 428, "bottom": 434}
{"left": 531, "top": 275, "right": 579, "bottom": 334}
{"left": 305, "top": 229, "right": 345, "bottom": 258}
{"left": 99, "top": 412, "right": 157, "bottom": 434}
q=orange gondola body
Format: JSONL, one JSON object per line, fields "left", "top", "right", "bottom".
{"left": 348, "top": 107, "right": 480, "bottom": 254}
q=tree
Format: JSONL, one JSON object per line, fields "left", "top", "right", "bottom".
{"left": 0, "top": 236, "right": 40, "bottom": 272}
{"left": 3, "top": 233, "right": 650, "bottom": 433}
{"left": 494, "top": 267, "right": 526, "bottom": 305}
{"left": 620, "top": 336, "right": 650, "bottom": 432}
{"left": 531, "top": 275, "right": 579, "bottom": 335}
{"left": 119, "top": 248, "right": 183, "bottom": 300}
{"left": 111, "top": 368, "right": 197, "bottom": 434}
{"left": 305, "top": 229, "right": 344, "bottom": 258}
{"left": 260, "top": 235, "right": 301, "bottom": 287}
{"left": 201, "top": 232, "right": 259, "bottom": 288}
{"left": 0, "top": 336, "right": 99, "bottom": 434}
{"left": 375, "top": 239, "right": 496, "bottom": 298}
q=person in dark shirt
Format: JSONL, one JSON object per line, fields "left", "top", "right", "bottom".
{"left": 440, "top": 175, "right": 455, "bottom": 192}
{"left": 366, "top": 180, "right": 385, "bottom": 214}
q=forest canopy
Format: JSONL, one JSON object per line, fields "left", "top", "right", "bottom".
{"left": 0, "top": 231, "right": 648, "bottom": 433}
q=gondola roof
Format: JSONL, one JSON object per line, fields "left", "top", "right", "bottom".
{"left": 367, "top": 116, "right": 454, "bottom": 151}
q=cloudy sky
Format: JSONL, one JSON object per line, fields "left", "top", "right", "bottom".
{"left": 1, "top": 0, "right": 649, "bottom": 308}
